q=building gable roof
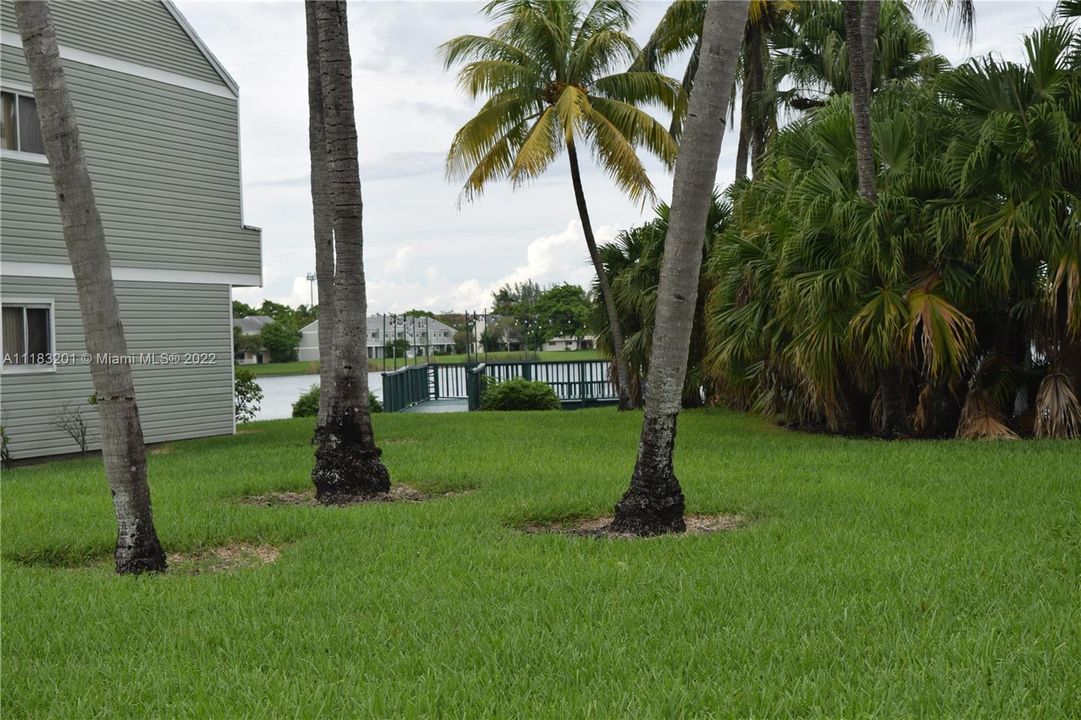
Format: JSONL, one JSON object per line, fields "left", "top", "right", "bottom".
{"left": 160, "top": 0, "right": 239, "bottom": 95}
{"left": 232, "top": 315, "right": 274, "bottom": 334}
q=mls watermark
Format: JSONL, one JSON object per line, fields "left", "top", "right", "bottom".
{"left": 3, "top": 352, "right": 219, "bottom": 366}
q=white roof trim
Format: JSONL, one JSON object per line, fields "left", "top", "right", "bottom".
{"left": 160, "top": 0, "right": 240, "bottom": 96}
{"left": 0, "top": 30, "right": 235, "bottom": 99}
{"left": 3, "top": 261, "right": 261, "bottom": 288}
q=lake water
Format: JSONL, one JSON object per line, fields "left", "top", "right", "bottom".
{"left": 253, "top": 372, "right": 384, "bottom": 421}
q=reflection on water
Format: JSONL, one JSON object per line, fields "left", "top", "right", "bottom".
{"left": 251, "top": 372, "right": 384, "bottom": 421}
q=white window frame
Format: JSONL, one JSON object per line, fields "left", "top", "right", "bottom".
{"left": 0, "top": 84, "right": 47, "bottom": 163}
{"left": 1, "top": 297, "right": 57, "bottom": 374}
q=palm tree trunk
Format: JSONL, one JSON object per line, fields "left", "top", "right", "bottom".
{"left": 734, "top": 20, "right": 763, "bottom": 180}
{"left": 309, "top": 0, "right": 390, "bottom": 502}
{"left": 14, "top": 0, "right": 166, "bottom": 573}
{"left": 843, "top": 0, "right": 877, "bottom": 201}
{"left": 610, "top": 0, "right": 748, "bottom": 536}
{"left": 566, "top": 139, "right": 635, "bottom": 410}
{"left": 305, "top": 1, "right": 336, "bottom": 426}
{"left": 860, "top": 0, "right": 880, "bottom": 93}
{"left": 877, "top": 364, "right": 911, "bottom": 438}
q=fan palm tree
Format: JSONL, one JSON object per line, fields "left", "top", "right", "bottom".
{"left": 440, "top": 0, "right": 685, "bottom": 410}
{"left": 703, "top": 20, "right": 1079, "bottom": 440}
{"left": 593, "top": 195, "right": 729, "bottom": 406}
{"left": 933, "top": 21, "right": 1081, "bottom": 438}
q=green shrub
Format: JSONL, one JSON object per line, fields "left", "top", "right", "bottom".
{"left": 292, "top": 385, "right": 382, "bottom": 418}
{"left": 480, "top": 378, "right": 560, "bottom": 411}
{"left": 234, "top": 367, "right": 263, "bottom": 423}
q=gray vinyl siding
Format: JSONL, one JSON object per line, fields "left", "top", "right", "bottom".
{"left": 0, "top": 45, "right": 259, "bottom": 277}
{"left": 0, "top": 0, "right": 225, "bottom": 86}
{"left": 1, "top": 276, "right": 234, "bottom": 459}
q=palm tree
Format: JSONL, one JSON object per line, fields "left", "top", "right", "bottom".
{"left": 843, "top": 0, "right": 975, "bottom": 200}
{"left": 309, "top": 0, "right": 392, "bottom": 501}
{"left": 609, "top": 0, "right": 748, "bottom": 536}
{"left": 933, "top": 22, "right": 1081, "bottom": 438}
{"left": 440, "top": 0, "right": 685, "bottom": 410}
{"left": 636, "top": 0, "right": 794, "bottom": 178}
{"left": 14, "top": 0, "right": 166, "bottom": 573}
{"left": 305, "top": 1, "right": 336, "bottom": 425}
{"left": 702, "top": 20, "right": 1080, "bottom": 440}
{"left": 769, "top": 0, "right": 946, "bottom": 112}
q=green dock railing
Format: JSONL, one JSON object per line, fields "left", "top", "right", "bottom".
{"left": 384, "top": 360, "right": 618, "bottom": 412}
{"left": 380, "top": 364, "right": 433, "bottom": 412}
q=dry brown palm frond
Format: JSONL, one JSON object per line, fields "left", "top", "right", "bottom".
{"left": 1033, "top": 372, "right": 1081, "bottom": 439}
{"left": 956, "top": 390, "right": 1020, "bottom": 440}
{"left": 912, "top": 383, "right": 935, "bottom": 435}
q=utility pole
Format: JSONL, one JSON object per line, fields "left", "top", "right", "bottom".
{"left": 305, "top": 272, "right": 316, "bottom": 307}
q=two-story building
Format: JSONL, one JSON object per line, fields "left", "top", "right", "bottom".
{"left": 299, "top": 314, "right": 457, "bottom": 361}
{"left": 0, "top": 0, "right": 260, "bottom": 459}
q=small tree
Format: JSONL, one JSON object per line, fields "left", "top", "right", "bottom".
{"left": 384, "top": 338, "right": 410, "bottom": 358}
{"left": 234, "top": 367, "right": 263, "bottom": 423}
{"left": 232, "top": 300, "right": 256, "bottom": 318}
{"left": 260, "top": 320, "right": 300, "bottom": 362}
{"left": 53, "top": 401, "right": 93, "bottom": 455}
{"left": 536, "top": 283, "right": 590, "bottom": 343}
{"left": 480, "top": 327, "right": 502, "bottom": 353}
{"left": 232, "top": 326, "right": 262, "bottom": 359}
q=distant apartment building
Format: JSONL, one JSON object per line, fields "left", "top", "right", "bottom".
{"left": 298, "top": 314, "right": 457, "bottom": 361}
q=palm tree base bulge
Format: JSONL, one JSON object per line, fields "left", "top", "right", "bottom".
{"left": 115, "top": 534, "right": 167, "bottom": 574}
{"left": 311, "top": 422, "right": 390, "bottom": 504}
{"left": 609, "top": 414, "right": 686, "bottom": 536}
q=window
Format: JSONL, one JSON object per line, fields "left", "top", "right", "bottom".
{"left": 1, "top": 91, "right": 45, "bottom": 155}
{"left": 2, "top": 303, "right": 53, "bottom": 367}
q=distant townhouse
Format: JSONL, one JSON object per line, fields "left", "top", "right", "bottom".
{"left": 299, "top": 314, "right": 457, "bottom": 361}
{"left": 541, "top": 335, "right": 596, "bottom": 352}
{"left": 232, "top": 316, "right": 274, "bottom": 365}
{"left": 1, "top": 0, "right": 261, "bottom": 459}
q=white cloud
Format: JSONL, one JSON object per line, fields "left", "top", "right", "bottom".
{"left": 385, "top": 246, "right": 414, "bottom": 273}
{"left": 190, "top": 0, "right": 1058, "bottom": 314}
{"left": 492, "top": 220, "right": 616, "bottom": 292}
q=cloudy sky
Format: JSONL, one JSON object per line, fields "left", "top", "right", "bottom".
{"left": 172, "top": 0, "right": 1059, "bottom": 313}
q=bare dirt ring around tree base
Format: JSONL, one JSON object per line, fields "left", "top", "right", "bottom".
{"left": 238, "top": 485, "right": 467, "bottom": 507}
{"left": 167, "top": 543, "right": 281, "bottom": 575}
{"left": 518, "top": 513, "right": 748, "bottom": 538}
{"left": 11, "top": 541, "right": 284, "bottom": 575}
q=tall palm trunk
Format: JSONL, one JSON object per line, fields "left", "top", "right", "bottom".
{"left": 735, "top": 20, "right": 764, "bottom": 180}
{"left": 15, "top": 0, "right": 165, "bottom": 573}
{"left": 309, "top": 0, "right": 390, "bottom": 502}
{"left": 843, "top": 0, "right": 878, "bottom": 201}
{"left": 305, "top": 1, "right": 336, "bottom": 425}
{"left": 847, "top": 0, "right": 899, "bottom": 432}
{"left": 567, "top": 139, "right": 635, "bottom": 410}
{"left": 610, "top": 0, "right": 748, "bottom": 536}
{"left": 877, "top": 364, "right": 911, "bottom": 437}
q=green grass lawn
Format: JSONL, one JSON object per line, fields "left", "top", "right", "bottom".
{"left": 241, "top": 359, "right": 322, "bottom": 377}
{"left": 2, "top": 409, "right": 1078, "bottom": 718}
